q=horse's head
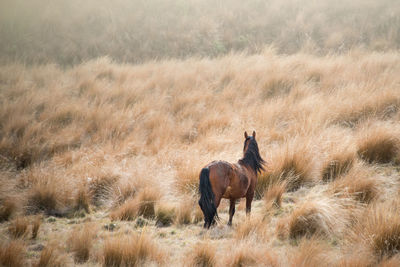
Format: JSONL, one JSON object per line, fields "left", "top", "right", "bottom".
{"left": 242, "top": 131, "right": 265, "bottom": 174}
{"left": 243, "top": 131, "right": 256, "bottom": 155}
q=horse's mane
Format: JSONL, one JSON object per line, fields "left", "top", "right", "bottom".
{"left": 239, "top": 138, "right": 265, "bottom": 174}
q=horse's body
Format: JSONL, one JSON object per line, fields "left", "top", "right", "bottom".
{"left": 198, "top": 131, "right": 265, "bottom": 228}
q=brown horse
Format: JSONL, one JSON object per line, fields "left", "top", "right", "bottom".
{"left": 198, "top": 131, "right": 265, "bottom": 228}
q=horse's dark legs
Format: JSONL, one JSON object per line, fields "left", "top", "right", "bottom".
{"left": 228, "top": 198, "right": 236, "bottom": 226}
{"left": 246, "top": 190, "right": 254, "bottom": 215}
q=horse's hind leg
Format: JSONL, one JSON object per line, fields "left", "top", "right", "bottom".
{"left": 246, "top": 190, "right": 254, "bottom": 215}
{"left": 228, "top": 198, "right": 236, "bottom": 226}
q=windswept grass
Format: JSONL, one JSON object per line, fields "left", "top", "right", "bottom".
{"left": 0, "top": 240, "right": 26, "bottom": 267}
{"left": 186, "top": 242, "right": 216, "bottom": 267}
{"left": 103, "top": 232, "right": 165, "bottom": 266}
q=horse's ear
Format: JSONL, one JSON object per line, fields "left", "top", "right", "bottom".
{"left": 252, "top": 131, "right": 256, "bottom": 138}
{"left": 244, "top": 131, "right": 248, "bottom": 139}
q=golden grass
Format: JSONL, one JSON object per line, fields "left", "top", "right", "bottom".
{"left": 222, "top": 242, "right": 278, "bottom": 267}
{"left": 280, "top": 191, "right": 356, "bottom": 240}
{"left": 0, "top": 198, "right": 16, "bottom": 222}
{"left": 289, "top": 238, "right": 332, "bottom": 267}
{"left": 234, "top": 217, "right": 267, "bottom": 240}
{"left": 67, "top": 224, "right": 96, "bottom": 263}
{"left": 35, "top": 244, "right": 66, "bottom": 267}
{"left": 321, "top": 150, "right": 355, "bottom": 182}
{"left": 74, "top": 184, "right": 90, "bottom": 213}
{"left": 8, "top": 216, "right": 29, "bottom": 239}
{"left": 357, "top": 123, "right": 400, "bottom": 164}
{"left": 31, "top": 216, "right": 41, "bottom": 239}
{"left": 186, "top": 242, "right": 216, "bottom": 267}
{"left": 352, "top": 201, "right": 400, "bottom": 260}
{"left": 329, "top": 164, "right": 379, "bottom": 203}
{"left": 155, "top": 203, "right": 175, "bottom": 227}
{"left": 0, "top": 240, "right": 26, "bottom": 267}
{"left": 103, "top": 231, "right": 165, "bottom": 266}
{"left": 265, "top": 140, "right": 316, "bottom": 192}
{"left": 1, "top": 47, "right": 400, "bottom": 265}
{"left": 175, "top": 199, "right": 193, "bottom": 225}
{"left": 110, "top": 187, "right": 159, "bottom": 221}
{"left": 264, "top": 180, "right": 287, "bottom": 211}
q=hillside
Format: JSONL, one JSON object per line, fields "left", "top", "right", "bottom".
{"left": 1, "top": 50, "right": 400, "bottom": 266}
{"left": 1, "top": 0, "right": 400, "bottom": 65}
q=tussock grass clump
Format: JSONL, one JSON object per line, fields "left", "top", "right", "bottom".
{"left": 89, "top": 174, "right": 119, "bottom": 207}
{"left": 0, "top": 240, "right": 26, "bottom": 267}
{"left": 110, "top": 187, "right": 159, "bottom": 221}
{"left": 222, "top": 242, "right": 278, "bottom": 267}
{"left": 110, "top": 198, "right": 138, "bottom": 221}
{"left": 234, "top": 217, "right": 266, "bottom": 240}
{"left": 186, "top": 242, "right": 216, "bottom": 267}
{"left": 352, "top": 201, "right": 400, "bottom": 260}
{"left": 27, "top": 183, "right": 60, "bottom": 215}
{"left": 330, "top": 165, "right": 379, "bottom": 203}
{"left": 136, "top": 188, "right": 159, "bottom": 219}
{"left": 264, "top": 180, "right": 287, "bottom": 211}
{"left": 35, "top": 245, "right": 66, "bottom": 267}
{"left": 290, "top": 238, "right": 332, "bottom": 267}
{"left": 155, "top": 203, "right": 175, "bottom": 227}
{"left": 0, "top": 198, "right": 17, "bottom": 222}
{"left": 8, "top": 217, "right": 29, "bottom": 239}
{"left": 357, "top": 126, "right": 400, "bottom": 164}
{"left": 379, "top": 255, "right": 400, "bottom": 267}
{"left": 266, "top": 141, "right": 316, "bottom": 192}
{"left": 282, "top": 192, "right": 355, "bottom": 240}
{"left": 103, "top": 232, "right": 165, "bottom": 266}
{"left": 74, "top": 185, "right": 90, "bottom": 213}
{"left": 176, "top": 164, "right": 200, "bottom": 194}
{"left": 175, "top": 200, "right": 193, "bottom": 225}
{"left": 321, "top": 151, "right": 355, "bottom": 182}
{"left": 31, "top": 216, "right": 41, "bottom": 239}
{"left": 68, "top": 224, "right": 96, "bottom": 263}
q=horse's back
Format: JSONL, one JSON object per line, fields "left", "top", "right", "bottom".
{"left": 206, "top": 161, "right": 249, "bottom": 199}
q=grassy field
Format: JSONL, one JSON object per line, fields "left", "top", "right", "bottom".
{"left": 1, "top": 0, "right": 400, "bottom": 266}
{"left": 1, "top": 0, "right": 400, "bottom": 65}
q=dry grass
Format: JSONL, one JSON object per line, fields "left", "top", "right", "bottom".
{"left": 234, "top": 217, "right": 267, "bottom": 240}
{"left": 8, "top": 216, "right": 29, "bottom": 239}
{"left": 266, "top": 141, "right": 316, "bottom": 192}
{"left": 67, "top": 224, "right": 96, "bottom": 263}
{"left": 280, "top": 191, "right": 356, "bottom": 240}
{"left": 155, "top": 203, "right": 175, "bottom": 227}
{"left": 321, "top": 150, "right": 355, "bottom": 182}
{"left": 289, "top": 238, "right": 332, "bottom": 267}
{"left": 264, "top": 180, "right": 287, "bottom": 211}
{"left": 357, "top": 124, "right": 400, "bottom": 164}
{"left": 0, "top": 198, "right": 17, "bottom": 222}
{"left": 110, "top": 187, "right": 159, "bottom": 221}
{"left": 186, "top": 242, "right": 216, "bottom": 267}
{"left": 89, "top": 174, "right": 119, "bottom": 207}
{"left": 103, "top": 232, "right": 165, "bottom": 266}
{"left": 222, "top": 242, "right": 278, "bottom": 267}
{"left": 31, "top": 216, "right": 41, "bottom": 239}
{"left": 35, "top": 244, "right": 66, "bottom": 267}
{"left": 175, "top": 199, "right": 193, "bottom": 225}
{"left": 0, "top": 240, "right": 26, "bottom": 267}
{"left": 352, "top": 201, "right": 400, "bottom": 260}
{"left": 74, "top": 184, "right": 90, "bottom": 213}
{"left": 0, "top": 36, "right": 400, "bottom": 265}
{"left": 329, "top": 164, "right": 379, "bottom": 203}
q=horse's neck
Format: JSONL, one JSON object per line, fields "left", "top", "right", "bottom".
{"left": 237, "top": 160, "right": 256, "bottom": 177}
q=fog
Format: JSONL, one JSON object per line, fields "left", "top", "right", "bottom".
{"left": 0, "top": 0, "right": 399, "bottom": 65}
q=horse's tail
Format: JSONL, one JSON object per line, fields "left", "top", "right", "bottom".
{"left": 198, "top": 167, "right": 218, "bottom": 228}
